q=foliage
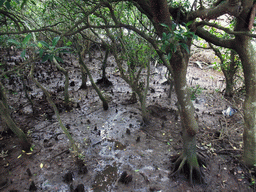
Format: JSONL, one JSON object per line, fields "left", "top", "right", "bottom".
{"left": 0, "top": 0, "right": 12, "bottom": 9}
{"left": 7, "top": 34, "right": 32, "bottom": 58}
{"left": 160, "top": 22, "right": 197, "bottom": 60}
{"left": 37, "top": 37, "right": 71, "bottom": 62}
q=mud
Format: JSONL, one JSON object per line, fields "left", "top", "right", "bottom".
{"left": 0, "top": 49, "right": 254, "bottom": 192}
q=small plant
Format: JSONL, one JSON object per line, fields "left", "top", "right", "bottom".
{"left": 37, "top": 37, "right": 71, "bottom": 106}
{"left": 7, "top": 34, "right": 32, "bottom": 58}
{"left": 37, "top": 36, "right": 71, "bottom": 62}
{"left": 190, "top": 84, "right": 202, "bottom": 100}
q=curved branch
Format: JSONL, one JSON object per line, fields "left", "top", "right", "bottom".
{"left": 189, "top": 0, "right": 243, "bottom": 20}
{"left": 196, "top": 26, "right": 235, "bottom": 49}
{"left": 0, "top": 10, "right": 22, "bottom": 31}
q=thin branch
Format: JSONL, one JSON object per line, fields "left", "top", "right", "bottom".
{"left": 192, "top": 43, "right": 212, "bottom": 49}
{"left": 0, "top": 57, "right": 39, "bottom": 78}
{"left": 0, "top": 27, "right": 61, "bottom": 36}
{"left": 197, "top": 21, "right": 256, "bottom": 38}
{"left": 61, "top": 2, "right": 104, "bottom": 38}
{"left": 29, "top": 62, "right": 79, "bottom": 154}
{"left": 0, "top": 10, "right": 22, "bottom": 31}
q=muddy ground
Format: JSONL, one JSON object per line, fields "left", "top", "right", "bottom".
{"left": 0, "top": 47, "right": 255, "bottom": 192}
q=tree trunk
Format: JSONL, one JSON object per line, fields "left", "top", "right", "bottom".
{"left": 78, "top": 50, "right": 109, "bottom": 110}
{"left": 80, "top": 66, "right": 88, "bottom": 89}
{"left": 0, "top": 101, "right": 31, "bottom": 151}
{"left": 0, "top": 82, "right": 9, "bottom": 132}
{"left": 223, "top": 50, "right": 237, "bottom": 97}
{"left": 234, "top": 0, "right": 256, "bottom": 167}
{"left": 53, "top": 57, "right": 70, "bottom": 107}
{"left": 139, "top": 0, "right": 202, "bottom": 182}
{"left": 224, "top": 75, "right": 234, "bottom": 97}
{"left": 235, "top": 36, "right": 256, "bottom": 167}
{"left": 170, "top": 49, "right": 201, "bottom": 183}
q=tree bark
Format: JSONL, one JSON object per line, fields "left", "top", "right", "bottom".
{"left": 235, "top": 36, "right": 256, "bottom": 167}
{"left": 144, "top": 0, "right": 201, "bottom": 182}
{"left": 236, "top": 37, "right": 256, "bottom": 167}
{"left": 233, "top": 0, "right": 256, "bottom": 167}
{"left": 0, "top": 101, "right": 31, "bottom": 151}
{"left": 170, "top": 47, "right": 201, "bottom": 182}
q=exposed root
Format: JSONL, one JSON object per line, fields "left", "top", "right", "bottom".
{"left": 96, "top": 76, "right": 113, "bottom": 87}
{"left": 79, "top": 83, "right": 87, "bottom": 90}
{"left": 170, "top": 153, "right": 206, "bottom": 185}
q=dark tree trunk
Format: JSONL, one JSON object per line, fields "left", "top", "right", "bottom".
{"left": 80, "top": 66, "right": 88, "bottom": 90}
{"left": 96, "top": 48, "right": 113, "bottom": 87}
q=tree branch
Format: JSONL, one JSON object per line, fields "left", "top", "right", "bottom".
{"left": 0, "top": 27, "right": 61, "bottom": 36}
{"left": 189, "top": 0, "right": 243, "bottom": 20}
{"left": 196, "top": 26, "right": 235, "bottom": 49}
{"left": 196, "top": 20, "right": 256, "bottom": 38}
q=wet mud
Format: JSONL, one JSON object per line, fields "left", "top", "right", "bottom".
{"left": 0, "top": 49, "right": 254, "bottom": 191}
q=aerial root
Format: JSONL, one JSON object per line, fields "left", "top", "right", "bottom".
{"left": 170, "top": 153, "right": 205, "bottom": 184}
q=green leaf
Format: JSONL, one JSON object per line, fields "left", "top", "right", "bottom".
{"left": 167, "top": 52, "right": 172, "bottom": 60}
{"left": 171, "top": 23, "right": 176, "bottom": 31}
{"left": 7, "top": 39, "right": 20, "bottom": 46}
{"left": 37, "top": 42, "right": 42, "bottom": 48}
{"left": 0, "top": 0, "right": 5, "bottom": 7}
{"left": 42, "top": 7, "right": 46, "bottom": 14}
{"left": 160, "top": 23, "right": 169, "bottom": 29}
{"left": 48, "top": 54, "right": 54, "bottom": 61}
{"left": 162, "top": 32, "right": 167, "bottom": 41}
{"left": 166, "top": 33, "right": 172, "bottom": 40}
{"left": 52, "top": 36, "right": 60, "bottom": 47}
{"left": 193, "top": 34, "right": 198, "bottom": 40}
{"left": 54, "top": 56, "right": 63, "bottom": 63}
{"left": 186, "top": 21, "right": 193, "bottom": 27}
{"left": 39, "top": 41, "right": 49, "bottom": 48}
{"left": 39, "top": 49, "right": 44, "bottom": 58}
{"left": 49, "top": 46, "right": 55, "bottom": 50}
{"left": 66, "top": 41, "right": 72, "bottom": 46}
{"left": 56, "top": 46, "right": 70, "bottom": 51}
{"left": 21, "top": 50, "right": 26, "bottom": 58}
{"left": 59, "top": 49, "right": 70, "bottom": 53}
{"left": 21, "top": 0, "right": 28, "bottom": 9}
{"left": 180, "top": 43, "right": 189, "bottom": 54}
{"left": 169, "top": 43, "right": 177, "bottom": 53}
{"left": 42, "top": 54, "right": 49, "bottom": 62}
{"left": 5, "top": 0, "right": 11, "bottom": 9}
{"left": 22, "top": 34, "right": 32, "bottom": 45}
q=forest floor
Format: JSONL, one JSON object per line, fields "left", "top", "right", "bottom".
{"left": 0, "top": 46, "right": 255, "bottom": 192}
